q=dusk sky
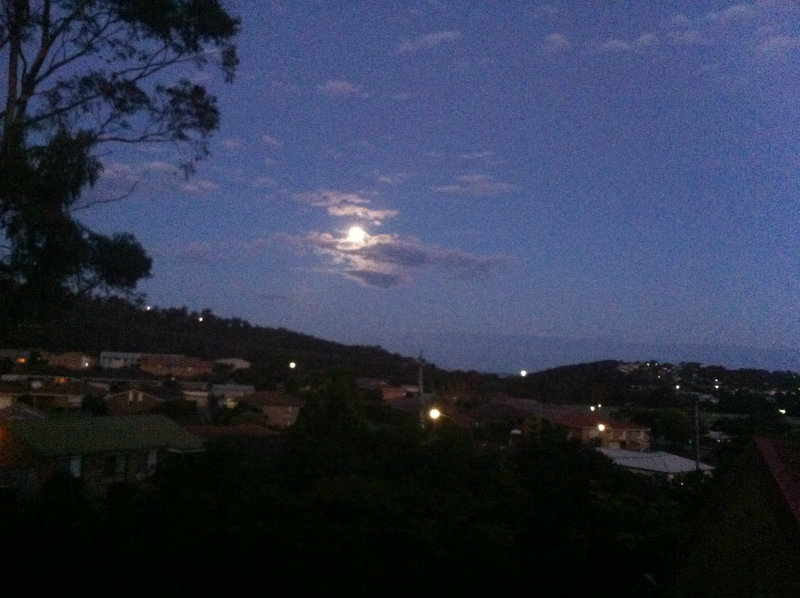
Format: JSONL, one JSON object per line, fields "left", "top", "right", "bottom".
{"left": 81, "top": 1, "right": 800, "bottom": 374}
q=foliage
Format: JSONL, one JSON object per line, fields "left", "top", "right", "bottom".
{"left": 0, "top": 374, "right": 706, "bottom": 597}
{"left": 0, "top": 0, "right": 239, "bottom": 324}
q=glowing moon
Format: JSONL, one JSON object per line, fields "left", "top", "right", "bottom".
{"left": 346, "top": 226, "right": 367, "bottom": 244}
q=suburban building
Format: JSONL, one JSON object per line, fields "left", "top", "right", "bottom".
{"left": 0, "top": 414, "right": 204, "bottom": 497}
{"left": 47, "top": 352, "right": 97, "bottom": 370}
{"left": 210, "top": 383, "right": 257, "bottom": 406}
{"left": 214, "top": 358, "right": 251, "bottom": 371}
{"left": 555, "top": 414, "right": 651, "bottom": 451}
{"left": 105, "top": 388, "right": 166, "bottom": 416}
{"left": 139, "top": 353, "right": 214, "bottom": 378}
{"left": 236, "top": 390, "right": 305, "bottom": 429}
{"left": 597, "top": 447, "right": 713, "bottom": 480}
{"left": 99, "top": 351, "right": 141, "bottom": 369}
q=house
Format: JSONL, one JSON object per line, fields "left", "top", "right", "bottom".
{"left": 47, "top": 352, "right": 96, "bottom": 370}
{"left": 0, "top": 414, "right": 204, "bottom": 497}
{"left": 211, "top": 383, "right": 256, "bottom": 406}
{"left": 179, "top": 381, "right": 211, "bottom": 408}
{"left": 139, "top": 353, "right": 214, "bottom": 378}
{"left": 237, "top": 390, "right": 304, "bottom": 429}
{"left": 99, "top": 351, "right": 141, "bottom": 369}
{"left": 597, "top": 447, "right": 713, "bottom": 480}
{"left": 214, "top": 357, "right": 251, "bottom": 371}
{"left": 23, "top": 379, "right": 103, "bottom": 411}
{"left": 555, "top": 414, "right": 651, "bottom": 451}
{"left": 356, "top": 378, "right": 409, "bottom": 401}
{"left": 674, "top": 437, "right": 800, "bottom": 597}
{"left": 0, "top": 348, "right": 30, "bottom": 365}
{"left": 105, "top": 388, "right": 166, "bottom": 416}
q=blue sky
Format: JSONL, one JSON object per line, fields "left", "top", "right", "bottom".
{"left": 81, "top": 1, "right": 800, "bottom": 373}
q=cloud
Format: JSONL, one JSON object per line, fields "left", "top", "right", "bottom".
{"left": 174, "top": 242, "right": 214, "bottom": 261}
{"left": 542, "top": 32, "right": 570, "bottom": 53}
{"left": 78, "top": 159, "right": 182, "bottom": 207}
{"left": 293, "top": 189, "right": 398, "bottom": 224}
{"left": 706, "top": 4, "right": 754, "bottom": 25}
{"left": 433, "top": 174, "right": 519, "bottom": 196}
{"left": 221, "top": 137, "right": 244, "bottom": 150}
{"left": 252, "top": 176, "right": 277, "bottom": 188}
{"left": 180, "top": 179, "right": 219, "bottom": 194}
{"left": 266, "top": 230, "right": 507, "bottom": 288}
{"left": 755, "top": 34, "right": 800, "bottom": 59}
{"left": 459, "top": 151, "right": 495, "bottom": 160}
{"left": 375, "top": 171, "right": 411, "bottom": 185}
{"left": 260, "top": 134, "right": 282, "bottom": 148}
{"left": 588, "top": 32, "right": 658, "bottom": 54}
{"left": 667, "top": 29, "right": 707, "bottom": 46}
{"left": 397, "top": 31, "right": 460, "bottom": 54}
{"left": 318, "top": 79, "right": 361, "bottom": 97}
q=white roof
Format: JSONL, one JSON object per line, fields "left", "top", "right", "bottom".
{"left": 597, "top": 448, "right": 714, "bottom": 474}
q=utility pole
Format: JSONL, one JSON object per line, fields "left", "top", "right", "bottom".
{"left": 694, "top": 397, "right": 700, "bottom": 472}
{"left": 417, "top": 353, "right": 426, "bottom": 427}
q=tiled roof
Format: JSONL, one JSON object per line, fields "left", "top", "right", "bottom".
{"left": 5, "top": 414, "right": 204, "bottom": 456}
{"left": 755, "top": 437, "right": 800, "bottom": 529}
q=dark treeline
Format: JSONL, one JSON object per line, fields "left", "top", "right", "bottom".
{"left": 0, "top": 374, "right": 710, "bottom": 598}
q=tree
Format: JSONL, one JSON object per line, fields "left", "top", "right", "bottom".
{"left": 0, "top": 0, "right": 239, "bottom": 323}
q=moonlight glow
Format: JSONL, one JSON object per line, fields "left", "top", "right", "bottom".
{"left": 346, "top": 226, "right": 368, "bottom": 245}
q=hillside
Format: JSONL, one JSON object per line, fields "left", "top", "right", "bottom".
{"left": 2, "top": 297, "right": 428, "bottom": 383}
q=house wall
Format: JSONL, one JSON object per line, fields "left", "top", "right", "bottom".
{"left": 33, "top": 450, "right": 161, "bottom": 496}
{"left": 261, "top": 404, "right": 300, "bottom": 429}
{"left": 106, "top": 391, "right": 163, "bottom": 416}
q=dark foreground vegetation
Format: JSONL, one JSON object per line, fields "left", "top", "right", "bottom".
{"left": 0, "top": 374, "right": 713, "bottom": 598}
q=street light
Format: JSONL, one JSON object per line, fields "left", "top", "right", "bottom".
{"left": 429, "top": 408, "right": 442, "bottom": 420}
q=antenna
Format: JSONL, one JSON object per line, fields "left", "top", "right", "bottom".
{"left": 417, "top": 352, "right": 426, "bottom": 427}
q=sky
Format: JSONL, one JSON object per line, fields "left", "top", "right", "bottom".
{"left": 80, "top": 1, "right": 800, "bottom": 374}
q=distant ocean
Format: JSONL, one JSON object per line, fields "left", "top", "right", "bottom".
{"left": 387, "top": 333, "right": 800, "bottom": 375}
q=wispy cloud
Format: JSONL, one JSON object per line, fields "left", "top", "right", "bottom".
{"left": 221, "top": 137, "right": 245, "bottom": 150}
{"left": 173, "top": 242, "right": 214, "bottom": 261}
{"left": 293, "top": 189, "right": 398, "bottom": 224}
{"left": 180, "top": 179, "right": 219, "bottom": 194}
{"left": 588, "top": 32, "right": 659, "bottom": 53}
{"left": 375, "top": 171, "right": 411, "bottom": 185}
{"left": 260, "top": 133, "right": 282, "bottom": 148}
{"left": 252, "top": 176, "right": 277, "bottom": 188}
{"left": 755, "top": 34, "right": 800, "bottom": 59}
{"left": 265, "top": 230, "right": 506, "bottom": 288}
{"left": 397, "top": 31, "right": 460, "bottom": 54}
{"left": 318, "top": 79, "right": 361, "bottom": 97}
{"left": 434, "top": 174, "right": 519, "bottom": 196}
{"left": 542, "top": 32, "right": 570, "bottom": 53}
{"left": 705, "top": 4, "right": 754, "bottom": 25}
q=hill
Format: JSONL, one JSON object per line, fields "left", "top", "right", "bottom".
{"left": 2, "top": 297, "right": 428, "bottom": 384}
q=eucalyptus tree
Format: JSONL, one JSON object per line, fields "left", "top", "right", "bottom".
{"left": 0, "top": 0, "right": 239, "bottom": 322}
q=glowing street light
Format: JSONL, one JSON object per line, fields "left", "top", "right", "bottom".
{"left": 289, "top": 362, "right": 296, "bottom": 369}
{"left": 520, "top": 370, "right": 527, "bottom": 377}
{"left": 428, "top": 408, "right": 442, "bottom": 420}
{"left": 597, "top": 423, "right": 606, "bottom": 432}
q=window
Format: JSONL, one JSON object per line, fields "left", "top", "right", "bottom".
{"left": 56, "top": 456, "right": 82, "bottom": 478}
{"left": 104, "top": 454, "right": 127, "bottom": 480}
